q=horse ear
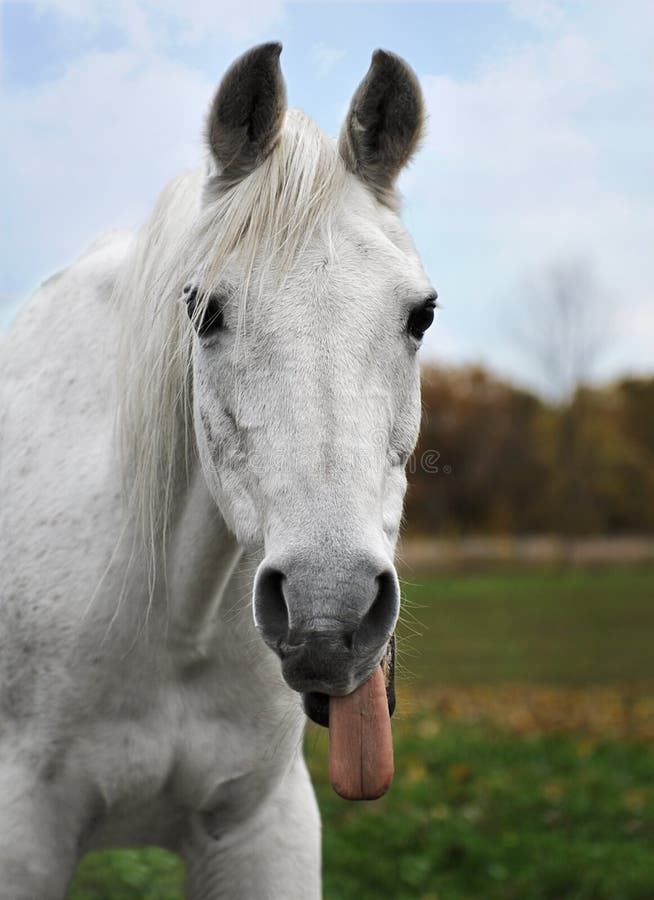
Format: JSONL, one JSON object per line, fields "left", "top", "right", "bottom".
{"left": 339, "top": 49, "right": 424, "bottom": 204}
{"left": 207, "top": 42, "right": 287, "bottom": 184}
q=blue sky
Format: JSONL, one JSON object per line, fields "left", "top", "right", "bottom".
{"left": 1, "top": 1, "right": 652, "bottom": 393}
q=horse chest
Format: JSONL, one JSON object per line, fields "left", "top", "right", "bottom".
{"left": 79, "top": 655, "right": 299, "bottom": 850}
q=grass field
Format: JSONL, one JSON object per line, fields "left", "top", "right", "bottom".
{"left": 396, "top": 567, "right": 654, "bottom": 685}
{"left": 70, "top": 567, "right": 654, "bottom": 899}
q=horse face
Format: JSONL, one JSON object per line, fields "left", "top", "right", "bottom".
{"left": 189, "top": 44, "right": 434, "bottom": 705}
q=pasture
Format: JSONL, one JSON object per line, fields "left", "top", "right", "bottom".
{"left": 70, "top": 567, "right": 654, "bottom": 899}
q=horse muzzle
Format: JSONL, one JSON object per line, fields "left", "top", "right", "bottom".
{"left": 253, "top": 552, "right": 400, "bottom": 724}
{"left": 302, "top": 634, "right": 396, "bottom": 727}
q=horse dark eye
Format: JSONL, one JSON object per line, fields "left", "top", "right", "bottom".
{"left": 407, "top": 300, "right": 436, "bottom": 341}
{"left": 183, "top": 286, "right": 225, "bottom": 338}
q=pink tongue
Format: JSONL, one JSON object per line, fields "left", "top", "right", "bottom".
{"left": 328, "top": 664, "right": 394, "bottom": 800}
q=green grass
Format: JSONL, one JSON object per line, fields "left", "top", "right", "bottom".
{"left": 398, "top": 567, "right": 654, "bottom": 684}
{"left": 69, "top": 567, "right": 654, "bottom": 899}
{"left": 307, "top": 716, "right": 654, "bottom": 900}
{"left": 70, "top": 850, "right": 183, "bottom": 900}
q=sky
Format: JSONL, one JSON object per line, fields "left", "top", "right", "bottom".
{"left": 1, "top": 0, "right": 652, "bottom": 395}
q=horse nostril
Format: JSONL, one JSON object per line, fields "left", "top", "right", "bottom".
{"left": 253, "top": 566, "right": 290, "bottom": 649}
{"left": 356, "top": 569, "right": 399, "bottom": 649}
{"left": 254, "top": 556, "right": 399, "bottom": 667}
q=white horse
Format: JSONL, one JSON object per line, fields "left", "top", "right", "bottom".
{"left": 0, "top": 43, "right": 435, "bottom": 898}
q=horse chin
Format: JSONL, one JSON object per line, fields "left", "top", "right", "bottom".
{"left": 302, "top": 635, "right": 396, "bottom": 728}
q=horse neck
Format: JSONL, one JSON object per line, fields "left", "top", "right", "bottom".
{"left": 160, "top": 452, "right": 244, "bottom": 651}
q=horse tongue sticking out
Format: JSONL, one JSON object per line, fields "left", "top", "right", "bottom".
{"left": 328, "top": 664, "right": 394, "bottom": 801}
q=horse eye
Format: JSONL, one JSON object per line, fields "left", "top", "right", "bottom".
{"left": 184, "top": 286, "right": 225, "bottom": 338}
{"left": 407, "top": 298, "right": 436, "bottom": 341}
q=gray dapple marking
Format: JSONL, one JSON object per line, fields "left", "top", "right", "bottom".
{"left": 0, "top": 43, "right": 435, "bottom": 899}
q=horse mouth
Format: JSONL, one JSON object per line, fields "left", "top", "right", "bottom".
{"left": 302, "top": 634, "right": 396, "bottom": 727}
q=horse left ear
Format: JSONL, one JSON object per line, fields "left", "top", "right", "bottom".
{"left": 339, "top": 49, "right": 424, "bottom": 205}
{"left": 207, "top": 42, "right": 287, "bottom": 184}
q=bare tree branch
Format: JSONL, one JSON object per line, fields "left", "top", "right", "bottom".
{"left": 511, "top": 258, "right": 611, "bottom": 401}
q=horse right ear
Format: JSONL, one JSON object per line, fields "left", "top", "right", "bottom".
{"left": 207, "top": 42, "right": 287, "bottom": 184}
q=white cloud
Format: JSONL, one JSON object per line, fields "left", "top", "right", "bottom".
{"left": 507, "top": 0, "right": 565, "bottom": 29}
{"left": 407, "top": 26, "right": 653, "bottom": 381}
{"left": 0, "top": 49, "right": 215, "bottom": 292}
{"left": 14, "top": 0, "right": 286, "bottom": 45}
{"left": 311, "top": 43, "right": 346, "bottom": 77}
{"left": 143, "top": 0, "right": 286, "bottom": 42}
{"left": 420, "top": 35, "right": 607, "bottom": 183}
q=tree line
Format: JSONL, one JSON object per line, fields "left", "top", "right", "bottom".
{"left": 406, "top": 366, "right": 654, "bottom": 536}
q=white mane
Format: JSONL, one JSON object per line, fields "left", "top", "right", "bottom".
{"left": 114, "top": 110, "right": 346, "bottom": 569}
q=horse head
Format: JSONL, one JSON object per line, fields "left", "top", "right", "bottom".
{"left": 186, "top": 43, "right": 435, "bottom": 723}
